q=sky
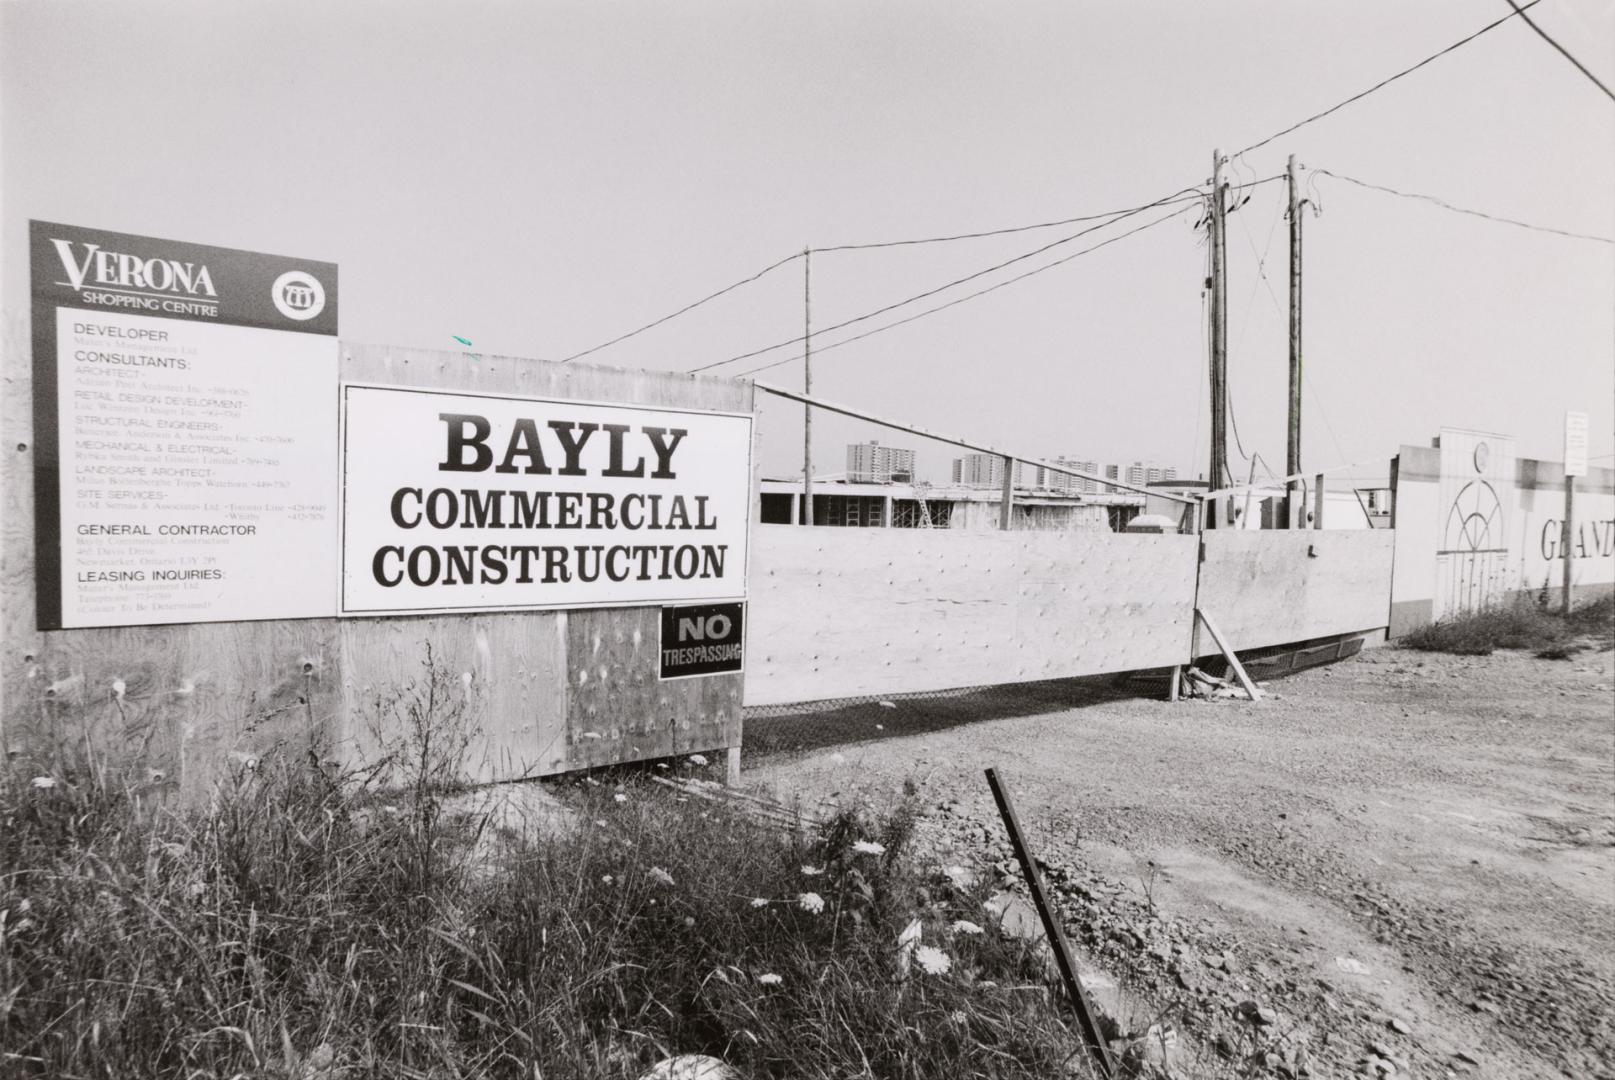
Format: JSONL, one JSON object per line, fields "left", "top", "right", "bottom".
{"left": 4, "top": 0, "right": 1612, "bottom": 486}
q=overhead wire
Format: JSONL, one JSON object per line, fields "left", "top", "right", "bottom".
{"left": 1501, "top": 0, "right": 1615, "bottom": 102}
{"left": 561, "top": 190, "right": 1208, "bottom": 366}
{"left": 686, "top": 186, "right": 1214, "bottom": 375}
{"left": 732, "top": 204, "right": 1201, "bottom": 378}
{"left": 558, "top": 251, "right": 803, "bottom": 364}
{"left": 812, "top": 190, "right": 1210, "bottom": 252}
{"left": 1310, "top": 168, "right": 1614, "bottom": 244}
{"left": 1233, "top": 0, "right": 1543, "bottom": 158}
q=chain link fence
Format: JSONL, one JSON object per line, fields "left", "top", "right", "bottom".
{"left": 742, "top": 672, "right": 1167, "bottom": 759}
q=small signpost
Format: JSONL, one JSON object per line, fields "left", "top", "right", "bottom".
{"left": 1564, "top": 411, "right": 1588, "bottom": 614}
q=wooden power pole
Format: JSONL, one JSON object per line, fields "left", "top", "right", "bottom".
{"left": 1285, "top": 154, "right": 1304, "bottom": 529}
{"left": 802, "top": 248, "right": 814, "bottom": 526}
{"left": 1208, "top": 150, "right": 1229, "bottom": 526}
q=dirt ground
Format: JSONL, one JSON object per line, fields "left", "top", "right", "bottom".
{"left": 742, "top": 644, "right": 1615, "bottom": 1079}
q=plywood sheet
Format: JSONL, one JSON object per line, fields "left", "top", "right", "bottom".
{"left": 564, "top": 607, "right": 742, "bottom": 770}
{"left": 744, "top": 526, "right": 1198, "bottom": 706}
{"left": 1197, "top": 530, "right": 1395, "bottom": 654}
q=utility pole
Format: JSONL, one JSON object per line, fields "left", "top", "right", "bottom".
{"left": 802, "top": 247, "right": 813, "bottom": 526}
{"left": 1285, "top": 154, "right": 1304, "bottom": 529}
{"left": 1208, "top": 150, "right": 1228, "bottom": 527}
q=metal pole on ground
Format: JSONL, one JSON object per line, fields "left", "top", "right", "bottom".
{"left": 1563, "top": 475, "right": 1575, "bottom": 615}
{"left": 999, "top": 456, "right": 1015, "bottom": 530}
{"left": 985, "top": 768, "right": 1114, "bottom": 1078}
{"left": 1563, "top": 410, "right": 1588, "bottom": 615}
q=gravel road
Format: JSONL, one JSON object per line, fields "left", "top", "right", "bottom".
{"left": 742, "top": 644, "right": 1615, "bottom": 1079}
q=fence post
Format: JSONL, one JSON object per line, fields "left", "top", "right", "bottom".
{"left": 1388, "top": 454, "right": 1400, "bottom": 530}
{"left": 999, "top": 456, "right": 1015, "bottom": 530}
{"left": 1313, "top": 473, "right": 1325, "bottom": 529}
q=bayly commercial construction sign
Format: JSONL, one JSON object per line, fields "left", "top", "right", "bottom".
{"left": 340, "top": 385, "right": 752, "bottom": 614}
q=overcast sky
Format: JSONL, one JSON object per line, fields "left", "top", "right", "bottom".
{"left": 4, "top": 0, "right": 1612, "bottom": 484}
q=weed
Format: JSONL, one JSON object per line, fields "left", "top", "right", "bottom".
{"left": 1, "top": 733, "right": 1096, "bottom": 1078}
{"left": 1402, "top": 594, "right": 1614, "bottom": 656}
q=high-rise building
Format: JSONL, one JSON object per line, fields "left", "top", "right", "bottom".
{"left": 1123, "top": 462, "right": 1179, "bottom": 487}
{"left": 952, "top": 453, "right": 1023, "bottom": 489}
{"left": 1048, "top": 457, "right": 1100, "bottom": 494}
{"left": 846, "top": 440, "right": 915, "bottom": 483}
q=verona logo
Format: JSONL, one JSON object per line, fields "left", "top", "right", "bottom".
{"left": 271, "top": 269, "right": 326, "bottom": 321}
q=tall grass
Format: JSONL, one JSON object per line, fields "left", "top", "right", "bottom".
{"left": 1402, "top": 593, "right": 1615, "bottom": 657}
{"left": 2, "top": 750, "right": 1094, "bottom": 1077}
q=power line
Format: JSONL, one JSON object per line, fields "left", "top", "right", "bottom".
{"left": 1502, "top": 0, "right": 1615, "bottom": 102}
{"left": 561, "top": 191, "right": 1208, "bottom": 366}
{"left": 1233, "top": 1, "right": 1543, "bottom": 158}
{"left": 558, "top": 251, "right": 803, "bottom": 364}
{"left": 688, "top": 187, "right": 1209, "bottom": 375}
{"left": 812, "top": 191, "right": 1208, "bottom": 252}
{"left": 733, "top": 205, "right": 1199, "bottom": 378}
{"left": 1312, "top": 168, "right": 1615, "bottom": 244}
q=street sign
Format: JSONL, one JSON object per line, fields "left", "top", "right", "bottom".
{"left": 1564, "top": 411, "right": 1588, "bottom": 478}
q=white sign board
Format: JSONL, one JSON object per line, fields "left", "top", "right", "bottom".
{"left": 340, "top": 385, "right": 753, "bottom": 615}
{"left": 31, "top": 221, "right": 339, "bottom": 629}
{"left": 1564, "top": 410, "right": 1589, "bottom": 478}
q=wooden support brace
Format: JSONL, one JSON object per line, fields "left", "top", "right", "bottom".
{"left": 1168, "top": 664, "right": 1182, "bottom": 702}
{"left": 725, "top": 745, "right": 741, "bottom": 786}
{"left": 1194, "top": 608, "right": 1260, "bottom": 701}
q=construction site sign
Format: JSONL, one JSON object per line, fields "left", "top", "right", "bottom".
{"left": 339, "top": 384, "right": 753, "bottom": 615}
{"left": 30, "top": 220, "right": 339, "bottom": 630}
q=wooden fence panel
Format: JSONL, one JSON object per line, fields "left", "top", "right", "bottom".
{"left": 1196, "top": 530, "right": 1395, "bottom": 654}
{"left": 744, "top": 526, "right": 1199, "bottom": 706}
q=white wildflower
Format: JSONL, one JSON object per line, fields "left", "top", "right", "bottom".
{"left": 750, "top": 898, "right": 770, "bottom": 909}
{"left": 950, "top": 920, "right": 985, "bottom": 935}
{"left": 796, "top": 892, "right": 825, "bottom": 915}
{"left": 800, "top": 865, "right": 824, "bottom": 876}
{"left": 852, "top": 840, "right": 885, "bottom": 856}
{"left": 30, "top": 777, "right": 56, "bottom": 789}
{"left": 613, "top": 793, "right": 628, "bottom": 803}
{"left": 950, "top": 1010, "right": 968, "bottom": 1024}
{"left": 756, "top": 973, "right": 783, "bottom": 986}
{"left": 688, "top": 753, "right": 708, "bottom": 766}
{"left": 647, "top": 866, "right": 675, "bottom": 887}
{"left": 602, "top": 875, "right": 614, "bottom": 885}
{"left": 915, "top": 945, "right": 952, "bottom": 976}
